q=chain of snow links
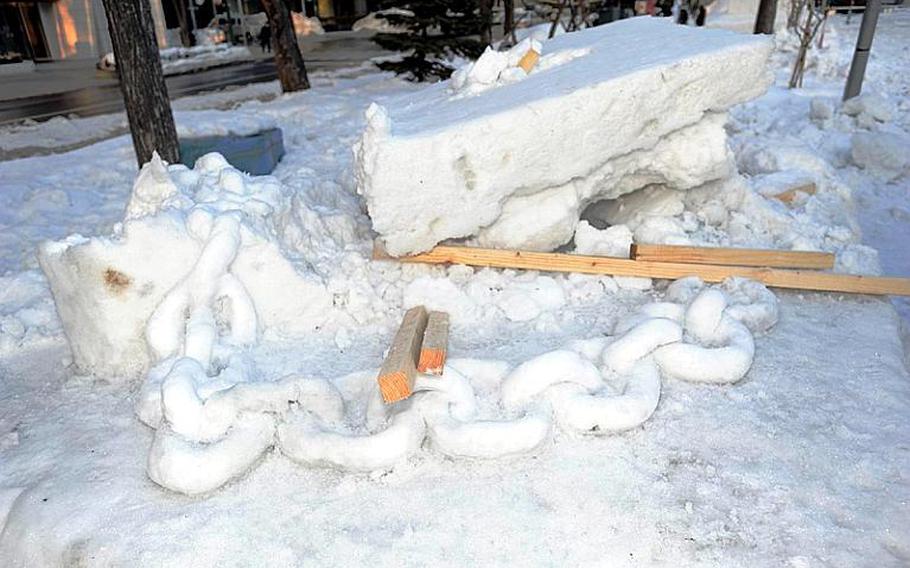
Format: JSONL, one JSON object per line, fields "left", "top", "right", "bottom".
{"left": 135, "top": 207, "right": 777, "bottom": 495}
{"left": 275, "top": 276, "right": 778, "bottom": 478}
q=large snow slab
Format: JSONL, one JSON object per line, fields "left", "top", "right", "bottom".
{"left": 355, "top": 18, "right": 773, "bottom": 255}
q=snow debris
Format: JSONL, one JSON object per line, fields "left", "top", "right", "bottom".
{"left": 355, "top": 18, "right": 774, "bottom": 255}
{"left": 850, "top": 131, "right": 909, "bottom": 181}
{"left": 449, "top": 38, "right": 590, "bottom": 99}
{"left": 842, "top": 93, "right": 895, "bottom": 124}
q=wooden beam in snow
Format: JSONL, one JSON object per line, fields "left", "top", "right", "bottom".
{"left": 377, "top": 306, "right": 428, "bottom": 404}
{"left": 418, "top": 311, "right": 449, "bottom": 375}
{"left": 630, "top": 243, "right": 835, "bottom": 270}
{"left": 373, "top": 242, "right": 910, "bottom": 297}
{"left": 517, "top": 49, "right": 540, "bottom": 73}
{"left": 771, "top": 182, "right": 817, "bottom": 204}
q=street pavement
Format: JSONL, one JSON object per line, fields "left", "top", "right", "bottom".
{"left": 0, "top": 33, "right": 382, "bottom": 125}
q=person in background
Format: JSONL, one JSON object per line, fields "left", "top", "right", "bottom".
{"left": 656, "top": 0, "right": 674, "bottom": 16}
{"left": 258, "top": 23, "right": 272, "bottom": 53}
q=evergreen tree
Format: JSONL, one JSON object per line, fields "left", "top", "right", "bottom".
{"left": 373, "top": 0, "right": 489, "bottom": 82}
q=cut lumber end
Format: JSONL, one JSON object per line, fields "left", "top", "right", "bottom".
{"left": 772, "top": 182, "right": 817, "bottom": 205}
{"left": 517, "top": 50, "right": 540, "bottom": 73}
{"left": 418, "top": 311, "right": 449, "bottom": 375}
{"left": 377, "top": 371, "right": 413, "bottom": 404}
{"left": 377, "top": 306, "right": 429, "bottom": 404}
{"left": 418, "top": 349, "right": 446, "bottom": 375}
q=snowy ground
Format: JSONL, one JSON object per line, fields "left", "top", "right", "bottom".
{"left": 0, "top": 11, "right": 908, "bottom": 567}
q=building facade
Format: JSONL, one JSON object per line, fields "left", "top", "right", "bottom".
{"left": 0, "top": 0, "right": 379, "bottom": 65}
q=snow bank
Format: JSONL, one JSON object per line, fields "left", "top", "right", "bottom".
{"left": 102, "top": 44, "right": 254, "bottom": 77}
{"left": 355, "top": 18, "right": 773, "bottom": 255}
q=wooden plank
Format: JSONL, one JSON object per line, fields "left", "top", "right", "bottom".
{"left": 771, "top": 182, "right": 817, "bottom": 204}
{"left": 377, "top": 306, "right": 428, "bottom": 404}
{"left": 373, "top": 242, "right": 910, "bottom": 297}
{"left": 630, "top": 243, "right": 835, "bottom": 270}
{"left": 418, "top": 311, "right": 449, "bottom": 375}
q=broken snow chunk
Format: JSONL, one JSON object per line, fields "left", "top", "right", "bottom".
{"left": 842, "top": 93, "right": 895, "bottom": 123}
{"left": 850, "top": 131, "right": 909, "bottom": 181}
{"left": 355, "top": 18, "right": 773, "bottom": 255}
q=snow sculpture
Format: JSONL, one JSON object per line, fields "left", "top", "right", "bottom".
{"left": 354, "top": 17, "right": 774, "bottom": 255}
{"left": 37, "top": 154, "right": 782, "bottom": 495}
{"left": 38, "top": 153, "right": 332, "bottom": 381}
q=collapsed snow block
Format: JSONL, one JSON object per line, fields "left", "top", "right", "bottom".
{"left": 354, "top": 18, "right": 773, "bottom": 255}
{"left": 179, "top": 127, "right": 285, "bottom": 175}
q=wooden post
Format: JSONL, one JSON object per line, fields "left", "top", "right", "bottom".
{"left": 260, "top": 0, "right": 311, "bottom": 93}
{"left": 843, "top": 0, "right": 882, "bottom": 100}
{"left": 754, "top": 0, "right": 778, "bottom": 34}
{"left": 418, "top": 311, "right": 449, "bottom": 375}
{"left": 101, "top": 0, "right": 179, "bottom": 166}
{"left": 377, "top": 306, "right": 429, "bottom": 403}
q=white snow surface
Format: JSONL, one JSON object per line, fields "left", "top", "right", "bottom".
{"left": 0, "top": 11, "right": 908, "bottom": 567}
{"left": 355, "top": 17, "right": 774, "bottom": 255}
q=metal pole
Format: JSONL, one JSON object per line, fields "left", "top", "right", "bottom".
{"left": 843, "top": 0, "right": 881, "bottom": 101}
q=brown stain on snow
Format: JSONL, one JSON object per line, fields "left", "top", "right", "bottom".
{"left": 103, "top": 268, "right": 131, "bottom": 295}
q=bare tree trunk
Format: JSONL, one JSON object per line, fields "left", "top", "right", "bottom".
{"left": 503, "top": 0, "right": 515, "bottom": 43}
{"left": 169, "top": 0, "right": 193, "bottom": 47}
{"left": 479, "top": 0, "right": 493, "bottom": 46}
{"left": 754, "top": 0, "right": 777, "bottom": 34}
{"left": 260, "top": 0, "right": 310, "bottom": 92}
{"left": 549, "top": 0, "right": 567, "bottom": 39}
{"left": 101, "top": 0, "right": 179, "bottom": 166}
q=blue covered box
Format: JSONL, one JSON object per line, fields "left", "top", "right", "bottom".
{"left": 179, "top": 127, "right": 285, "bottom": 175}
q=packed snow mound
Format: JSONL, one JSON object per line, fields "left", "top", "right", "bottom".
{"left": 38, "top": 153, "right": 337, "bottom": 380}
{"left": 355, "top": 18, "right": 773, "bottom": 255}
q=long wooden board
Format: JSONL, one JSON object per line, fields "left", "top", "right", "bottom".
{"left": 418, "top": 311, "right": 449, "bottom": 375}
{"left": 630, "top": 243, "right": 835, "bottom": 270}
{"left": 373, "top": 242, "right": 910, "bottom": 297}
{"left": 377, "top": 306, "right": 428, "bottom": 404}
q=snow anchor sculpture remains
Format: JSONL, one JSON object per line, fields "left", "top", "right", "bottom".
{"left": 37, "top": 153, "right": 786, "bottom": 496}
{"left": 354, "top": 17, "right": 776, "bottom": 256}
